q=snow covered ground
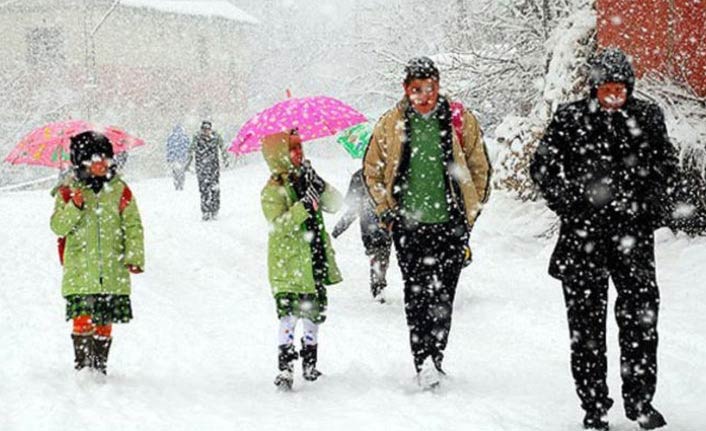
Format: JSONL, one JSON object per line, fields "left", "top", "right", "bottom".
{"left": 1, "top": 157, "right": 704, "bottom": 431}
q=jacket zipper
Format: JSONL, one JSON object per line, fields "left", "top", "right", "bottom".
{"left": 96, "top": 197, "right": 104, "bottom": 285}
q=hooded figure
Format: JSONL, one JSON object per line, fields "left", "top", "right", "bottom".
{"left": 51, "top": 131, "right": 144, "bottom": 376}
{"left": 260, "top": 131, "right": 342, "bottom": 390}
{"left": 530, "top": 48, "right": 678, "bottom": 431}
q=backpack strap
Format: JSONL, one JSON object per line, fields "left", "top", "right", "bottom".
{"left": 119, "top": 184, "right": 133, "bottom": 214}
{"left": 58, "top": 185, "right": 72, "bottom": 203}
{"left": 56, "top": 185, "right": 72, "bottom": 266}
{"left": 450, "top": 101, "right": 465, "bottom": 148}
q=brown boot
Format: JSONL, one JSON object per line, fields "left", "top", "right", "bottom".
{"left": 92, "top": 336, "right": 112, "bottom": 375}
{"left": 71, "top": 333, "right": 94, "bottom": 371}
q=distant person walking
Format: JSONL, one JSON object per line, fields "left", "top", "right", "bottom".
{"left": 186, "top": 121, "right": 229, "bottom": 221}
{"left": 166, "top": 124, "right": 190, "bottom": 191}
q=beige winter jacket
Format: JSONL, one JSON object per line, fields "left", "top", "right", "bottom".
{"left": 362, "top": 98, "right": 491, "bottom": 228}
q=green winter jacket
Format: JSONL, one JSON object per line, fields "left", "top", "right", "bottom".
{"left": 50, "top": 176, "right": 145, "bottom": 297}
{"left": 260, "top": 133, "right": 343, "bottom": 295}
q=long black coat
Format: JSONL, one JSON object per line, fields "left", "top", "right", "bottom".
{"left": 530, "top": 95, "right": 679, "bottom": 280}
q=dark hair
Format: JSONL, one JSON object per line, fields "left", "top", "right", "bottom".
{"left": 69, "top": 131, "right": 113, "bottom": 167}
{"left": 403, "top": 56, "right": 440, "bottom": 85}
{"left": 201, "top": 121, "right": 212, "bottom": 129}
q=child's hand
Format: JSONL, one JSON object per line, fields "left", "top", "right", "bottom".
{"left": 71, "top": 189, "right": 84, "bottom": 209}
{"left": 126, "top": 264, "right": 143, "bottom": 274}
{"left": 301, "top": 187, "right": 320, "bottom": 213}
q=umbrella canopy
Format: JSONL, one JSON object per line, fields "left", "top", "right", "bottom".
{"left": 336, "top": 122, "right": 373, "bottom": 159}
{"left": 229, "top": 96, "right": 367, "bottom": 155}
{"left": 4, "top": 120, "right": 145, "bottom": 168}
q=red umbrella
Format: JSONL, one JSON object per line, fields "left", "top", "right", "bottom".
{"left": 5, "top": 120, "right": 145, "bottom": 168}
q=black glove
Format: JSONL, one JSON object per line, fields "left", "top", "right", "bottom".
{"left": 302, "top": 160, "right": 326, "bottom": 195}
{"left": 300, "top": 186, "right": 320, "bottom": 213}
{"left": 378, "top": 209, "right": 397, "bottom": 230}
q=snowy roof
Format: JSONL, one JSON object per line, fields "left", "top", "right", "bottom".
{"left": 120, "top": 0, "right": 259, "bottom": 24}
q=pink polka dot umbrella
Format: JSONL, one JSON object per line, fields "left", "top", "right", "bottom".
{"left": 229, "top": 96, "right": 367, "bottom": 155}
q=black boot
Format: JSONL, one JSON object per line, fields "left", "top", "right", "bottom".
{"left": 71, "top": 333, "right": 94, "bottom": 371}
{"left": 92, "top": 336, "right": 112, "bottom": 375}
{"left": 300, "top": 339, "right": 322, "bottom": 381}
{"left": 626, "top": 403, "right": 666, "bottom": 430}
{"left": 274, "top": 344, "right": 297, "bottom": 390}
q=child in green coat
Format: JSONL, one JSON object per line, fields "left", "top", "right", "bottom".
{"left": 260, "top": 130, "right": 342, "bottom": 390}
{"left": 50, "top": 131, "right": 145, "bottom": 375}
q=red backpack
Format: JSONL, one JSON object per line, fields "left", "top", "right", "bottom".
{"left": 450, "top": 101, "right": 465, "bottom": 148}
{"left": 56, "top": 184, "right": 133, "bottom": 265}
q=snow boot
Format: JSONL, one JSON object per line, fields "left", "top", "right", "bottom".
{"left": 92, "top": 336, "right": 112, "bottom": 375}
{"left": 417, "top": 357, "right": 440, "bottom": 390}
{"left": 371, "top": 282, "right": 386, "bottom": 303}
{"left": 583, "top": 398, "right": 613, "bottom": 431}
{"left": 432, "top": 353, "right": 447, "bottom": 376}
{"left": 71, "top": 333, "right": 94, "bottom": 371}
{"left": 300, "top": 339, "right": 322, "bottom": 382}
{"left": 626, "top": 403, "right": 666, "bottom": 430}
{"left": 274, "top": 344, "right": 297, "bottom": 390}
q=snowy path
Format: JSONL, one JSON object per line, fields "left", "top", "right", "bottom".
{"left": 1, "top": 158, "right": 704, "bottom": 430}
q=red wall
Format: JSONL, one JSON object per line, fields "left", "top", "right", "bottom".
{"left": 596, "top": 0, "right": 706, "bottom": 96}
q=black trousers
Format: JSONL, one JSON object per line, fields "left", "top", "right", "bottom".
{"left": 561, "top": 228, "right": 660, "bottom": 413}
{"left": 392, "top": 220, "right": 466, "bottom": 372}
{"left": 197, "top": 169, "right": 220, "bottom": 216}
{"left": 366, "top": 239, "right": 391, "bottom": 298}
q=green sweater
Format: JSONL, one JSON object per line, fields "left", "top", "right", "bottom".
{"left": 401, "top": 112, "right": 450, "bottom": 224}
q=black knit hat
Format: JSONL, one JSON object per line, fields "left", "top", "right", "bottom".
{"left": 69, "top": 131, "right": 113, "bottom": 168}
{"left": 588, "top": 47, "right": 636, "bottom": 95}
{"left": 403, "top": 56, "right": 440, "bottom": 85}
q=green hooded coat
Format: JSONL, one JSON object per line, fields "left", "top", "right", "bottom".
{"left": 260, "top": 133, "right": 343, "bottom": 295}
{"left": 50, "top": 176, "right": 145, "bottom": 297}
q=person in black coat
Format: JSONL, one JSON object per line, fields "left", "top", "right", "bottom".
{"left": 332, "top": 169, "right": 391, "bottom": 302}
{"left": 530, "top": 48, "right": 678, "bottom": 431}
{"left": 186, "top": 121, "right": 230, "bottom": 221}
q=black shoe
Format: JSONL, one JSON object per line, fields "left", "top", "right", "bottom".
{"left": 274, "top": 370, "right": 293, "bottom": 391}
{"left": 432, "top": 354, "right": 446, "bottom": 376}
{"left": 300, "top": 339, "right": 322, "bottom": 381}
{"left": 71, "top": 333, "right": 94, "bottom": 371}
{"left": 92, "top": 336, "right": 112, "bottom": 375}
{"left": 626, "top": 404, "right": 666, "bottom": 430}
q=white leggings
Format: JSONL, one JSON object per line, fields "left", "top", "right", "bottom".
{"left": 278, "top": 316, "right": 319, "bottom": 346}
